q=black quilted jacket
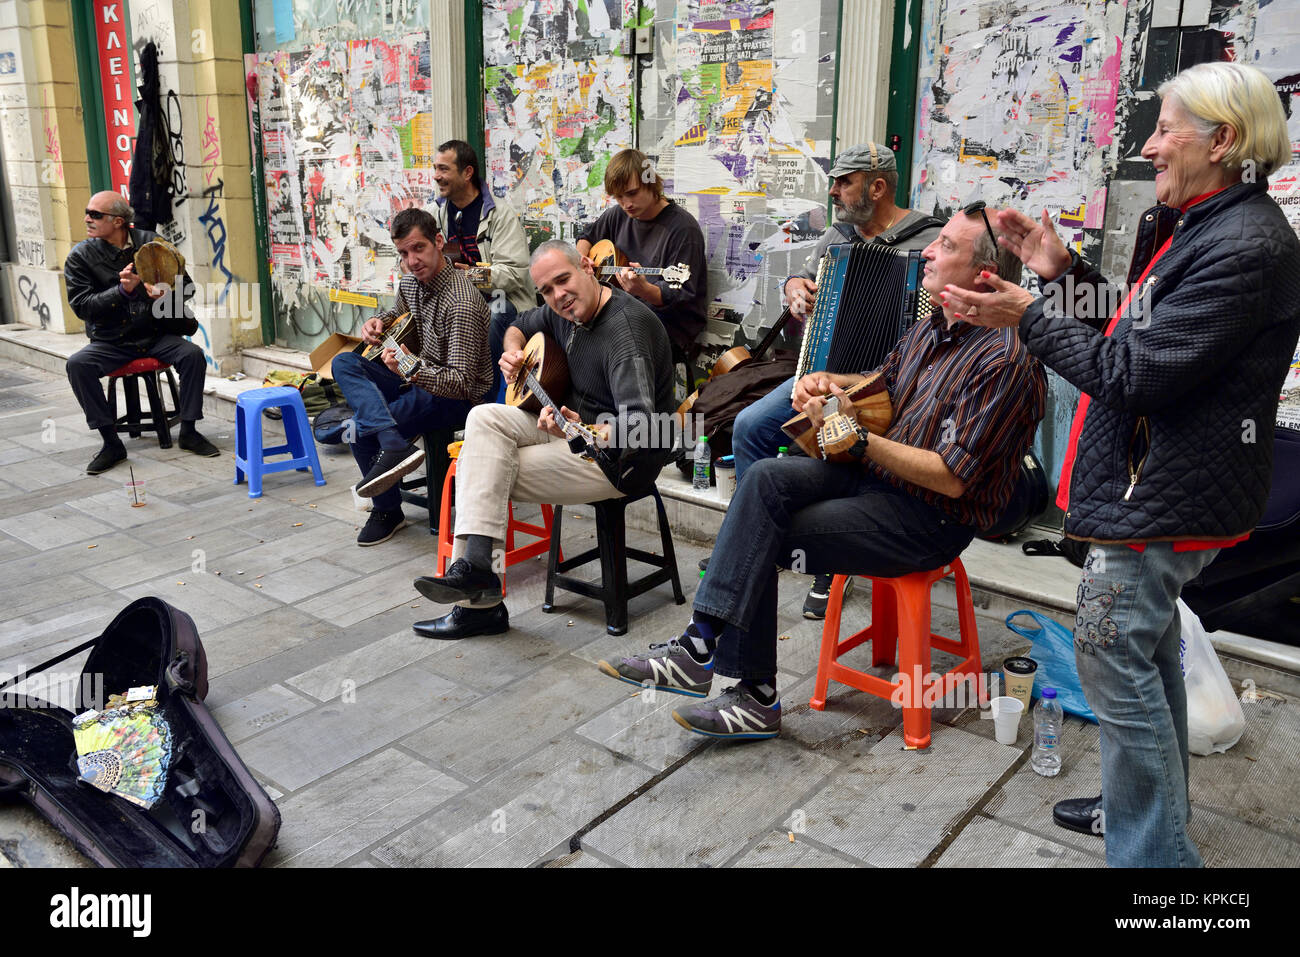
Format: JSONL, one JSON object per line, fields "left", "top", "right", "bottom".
{"left": 1018, "top": 182, "right": 1300, "bottom": 543}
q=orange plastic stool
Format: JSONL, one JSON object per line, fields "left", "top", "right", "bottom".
{"left": 808, "top": 558, "right": 983, "bottom": 750}
{"left": 433, "top": 452, "right": 558, "bottom": 596}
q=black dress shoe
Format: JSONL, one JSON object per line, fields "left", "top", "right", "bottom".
{"left": 414, "top": 559, "right": 502, "bottom": 605}
{"left": 413, "top": 603, "right": 509, "bottom": 640}
{"left": 86, "top": 442, "right": 127, "bottom": 475}
{"left": 1053, "top": 795, "right": 1104, "bottom": 836}
{"left": 178, "top": 431, "right": 221, "bottom": 457}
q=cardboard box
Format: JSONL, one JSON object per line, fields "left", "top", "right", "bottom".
{"left": 309, "top": 334, "right": 364, "bottom": 379}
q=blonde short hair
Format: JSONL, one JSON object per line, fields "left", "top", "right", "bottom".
{"left": 1158, "top": 62, "right": 1291, "bottom": 177}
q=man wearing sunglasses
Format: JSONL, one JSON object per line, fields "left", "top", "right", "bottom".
{"left": 64, "top": 191, "right": 217, "bottom": 475}
{"left": 599, "top": 206, "right": 1045, "bottom": 740}
{"left": 729, "top": 143, "right": 944, "bottom": 619}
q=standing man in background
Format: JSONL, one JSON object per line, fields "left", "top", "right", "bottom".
{"left": 428, "top": 139, "right": 535, "bottom": 394}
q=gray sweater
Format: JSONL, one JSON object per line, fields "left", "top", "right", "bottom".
{"left": 513, "top": 287, "right": 676, "bottom": 492}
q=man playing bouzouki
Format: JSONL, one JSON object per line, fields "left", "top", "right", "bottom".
{"left": 410, "top": 241, "right": 676, "bottom": 640}
{"left": 333, "top": 207, "right": 493, "bottom": 546}
{"left": 576, "top": 148, "right": 709, "bottom": 361}
{"left": 598, "top": 209, "right": 1046, "bottom": 740}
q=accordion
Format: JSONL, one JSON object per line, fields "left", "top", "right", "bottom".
{"left": 794, "top": 242, "right": 932, "bottom": 379}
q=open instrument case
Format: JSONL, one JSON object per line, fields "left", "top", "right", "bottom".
{"left": 0, "top": 597, "right": 280, "bottom": 866}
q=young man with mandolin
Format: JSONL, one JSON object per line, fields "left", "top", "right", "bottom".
{"left": 731, "top": 143, "right": 944, "bottom": 619}
{"left": 333, "top": 207, "right": 494, "bottom": 546}
{"left": 576, "top": 149, "right": 709, "bottom": 360}
{"left": 598, "top": 209, "right": 1045, "bottom": 740}
{"left": 410, "top": 240, "right": 676, "bottom": 640}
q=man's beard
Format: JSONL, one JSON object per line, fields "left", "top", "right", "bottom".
{"left": 834, "top": 194, "right": 876, "bottom": 226}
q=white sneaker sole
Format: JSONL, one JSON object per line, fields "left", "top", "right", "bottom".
{"left": 356, "top": 448, "right": 426, "bottom": 498}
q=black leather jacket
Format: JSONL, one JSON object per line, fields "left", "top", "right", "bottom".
{"left": 64, "top": 227, "right": 195, "bottom": 350}
{"left": 1019, "top": 182, "right": 1300, "bottom": 542}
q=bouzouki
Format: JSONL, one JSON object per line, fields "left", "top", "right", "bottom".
{"left": 780, "top": 371, "right": 893, "bottom": 462}
{"left": 506, "top": 331, "right": 619, "bottom": 483}
{"left": 587, "top": 239, "right": 691, "bottom": 289}
{"left": 353, "top": 311, "right": 419, "bottom": 364}
{"left": 443, "top": 237, "right": 493, "bottom": 290}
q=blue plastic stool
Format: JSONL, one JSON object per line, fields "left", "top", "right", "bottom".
{"left": 234, "top": 386, "right": 326, "bottom": 498}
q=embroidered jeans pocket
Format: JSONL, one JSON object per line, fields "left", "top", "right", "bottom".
{"left": 1075, "top": 547, "right": 1124, "bottom": 651}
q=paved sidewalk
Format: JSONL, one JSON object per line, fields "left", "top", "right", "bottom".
{"left": 0, "top": 358, "right": 1296, "bottom": 868}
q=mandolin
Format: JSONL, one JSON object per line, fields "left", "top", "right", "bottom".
{"left": 506, "top": 331, "right": 619, "bottom": 483}
{"left": 780, "top": 371, "right": 893, "bottom": 462}
{"left": 587, "top": 240, "right": 691, "bottom": 289}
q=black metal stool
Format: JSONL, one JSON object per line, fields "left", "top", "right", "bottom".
{"left": 400, "top": 426, "right": 457, "bottom": 534}
{"left": 543, "top": 487, "right": 685, "bottom": 636}
{"left": 106, "top": 358, "right": 181, "bottom": 449}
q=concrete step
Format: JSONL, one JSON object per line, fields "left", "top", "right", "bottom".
{"left": 240, "top": 344, "right": 314, "bottom": 383}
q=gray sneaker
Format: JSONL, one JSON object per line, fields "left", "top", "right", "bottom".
{"left": 673, "top": 685, "right": 781, "bottom": 739}
{"left": 598, "top": 638, "right": 713, "bottom": 698}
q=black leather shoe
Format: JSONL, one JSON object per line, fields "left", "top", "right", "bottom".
{"left": 178, "top": 431, "right": 220, "bottom": 457}
{"left": 413, "top": 603, "right": 509, "bottom": 640}
{"left": 414, "top": 559, "right": 503, "bottom": 605}
{"left": 1053, "top": 795, "right": 1104, "bottom": 836}
{"left": 86, "top": 442, "right": 127, "bottom": 475}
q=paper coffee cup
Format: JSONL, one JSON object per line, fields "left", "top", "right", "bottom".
{"left": 1003, "top": 656, "right": 1037, "bottom": 711}
{"left": 990, "top": 696, "right": 1025, "bottom": 745}
{"left": 715, "top": 457, "right": 737, "bottom": 504}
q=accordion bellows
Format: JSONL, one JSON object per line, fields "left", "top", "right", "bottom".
{"left": 795, "top": 243, "right": 931, "bottom": 380}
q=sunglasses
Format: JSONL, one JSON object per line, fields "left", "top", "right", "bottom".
{"left": 962, "top": 200, "right": 999, "bottom": 255}
{"left": 85, "top": 209, "right": 113, "bottom": 220}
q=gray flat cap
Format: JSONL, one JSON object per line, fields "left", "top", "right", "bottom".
{"left": 828, "top": 142, "right": 897, "bottom": 178}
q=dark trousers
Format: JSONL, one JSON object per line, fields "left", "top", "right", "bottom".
{"left": 66, "top": 336, "right": 208, "bottom": 431}
{"left": 694, "top": 456, "right": 976, "bottom": 681}
{"left": 487, "top": 298, "right": 517, "bottom": 404}
{"left": 331, "top": 350, "right": 472, "bottom": 511}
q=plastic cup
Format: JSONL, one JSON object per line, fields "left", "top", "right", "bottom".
{"left": 990, "top": 696, "right": 1025, "bottom": 745}
{"left": 1003, "top": 656, "right": 1037, "bottom": 712}
{"left": 125, "top": 479, "right": 146, "bottom": 507}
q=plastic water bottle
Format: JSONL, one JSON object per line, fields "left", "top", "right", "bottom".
{"left": 1031, "top": 687, "right": 1063, "bottom": 777}
{"left": 777, "top": 446, "right": 788, "bottom": 458}
{"left": 692, "top": 435, "right": 711, "bottom": 490}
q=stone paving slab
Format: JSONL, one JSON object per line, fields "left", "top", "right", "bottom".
{"left": 0, "top": 503, "right": 114, "bottom": 550}
{"left": 792, "top": 723, "right": 1021, "bottom": 867}
{"left": 118, "top": 569, "right": 281, "bottom": 632}
{"left": 581, "top": 737, "right": 840, "bottom": 867}
{"left": 240, "top": 665, "right": 480, "bottom": 792}
{"left": 286, "top": 630, "right": 439, "bottom": 702}
{"left": 933, "top": 815, "right": 1103, "bottom": 867}
{"left": 423, "top": 737, "right": 656, "bottom": 867}
{"left": 733, "top": 831, "right": 860, "bottom": 867}
{"left": 200, "top": 606, "right": 336, "bottom": 684}
{"left": 211, "top": 684, "right": 318, "bottom": 744}
{"left": 269, "top": 748, "right": 467, "bottom": 868}
{"left": 401, "top": 654, "right": 631, "bottom": 782}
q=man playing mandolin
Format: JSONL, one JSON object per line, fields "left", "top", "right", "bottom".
{"left": 333, "top": 207, "right": 493, "bottom": 546}
{"left": 576, "top": 148, "right": 709, "bottom": 361}
{"left": 410, "top": 240, "right": 676, "bottom": 640}
{"left": 598, "top": 208, "right": 1045, "bottom": 740}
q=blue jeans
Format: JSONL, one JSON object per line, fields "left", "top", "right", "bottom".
{"left": 331, "top": 350, "right": 473, "bottom": 510}
{"left": 694, "top": 456, "right": 974, "bottom": 680}
{"left": 732, "top": 374, "right": 796, "bottom": 480}
{"left": 1073, "top": 542, "right": 1220, "bottom": 868}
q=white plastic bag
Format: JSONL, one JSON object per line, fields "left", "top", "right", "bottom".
{"left": 1178, "top": 599, "right": 1246, "bottom": 755}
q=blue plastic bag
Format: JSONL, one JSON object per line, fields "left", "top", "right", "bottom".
{"left": 1004, "top": 610, "right": 1098, "bottom": 723}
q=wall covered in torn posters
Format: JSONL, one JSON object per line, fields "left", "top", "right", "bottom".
{"left": 910, "top": 0, "right": 1300, "bottom": 487}
{"left": 483, "top": 0, "right": 840, "bottom": 359}
{"left": 249, "top": 0, "right": 430, "bottom": 350}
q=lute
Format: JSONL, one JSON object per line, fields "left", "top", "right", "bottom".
{"left": 506, "top": 331, "right": 619, "bottom": 483}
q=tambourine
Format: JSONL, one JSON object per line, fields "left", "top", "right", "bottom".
{"left": 134, "top": 239, "right": 186, "bottom": 288}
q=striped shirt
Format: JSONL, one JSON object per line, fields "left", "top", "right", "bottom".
{"left": 374, "top": 259, "right": 493, "bottom": 402}
{"left": 867, "top": 312, "right": 1047, "bottom": 530}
